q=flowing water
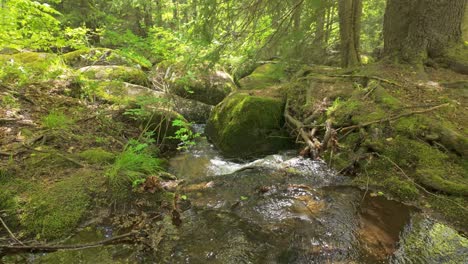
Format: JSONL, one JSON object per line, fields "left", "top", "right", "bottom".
{"left": 3, "top": 126, "right": 468, "bottom": 263}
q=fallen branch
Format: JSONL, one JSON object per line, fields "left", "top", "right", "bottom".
{"left": 339, "top": 103, "right": 449, "bottom": 133}
{"left": 284, "top": 102, "right": 318, "bottom": 157}
{"left": 0, "top": 216, "right": 23, "bottom": 246}
{"left": 0, "top": 231, "right": 138, "bottom": 255}
{"left": 21, "top": 145, "right": 84, "bottom": 168}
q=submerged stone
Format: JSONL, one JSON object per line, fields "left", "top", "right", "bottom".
{"left": 206, "top": 92, "right": 293, "bottom": 158}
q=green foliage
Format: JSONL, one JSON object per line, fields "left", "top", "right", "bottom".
{"left": 106, "top": 138, "right": 162, "bottom": 187}
{"left": 169, "top": 119, "right": 200, "bottom": 150}
{"left": 0, "top": 52, "right": 70, "bottom": 86}
{"left": 0, "top": 0, "right": 88, "bottom": 50}
{"left": 0, "top": 93, "right": 20, "bottom": 109}
{"left": 41, "top": 110, "right": 74, "bottom": 130}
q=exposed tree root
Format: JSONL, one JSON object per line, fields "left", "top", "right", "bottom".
{"left": 330, "top": 74, "right": 404, "bottom": 87}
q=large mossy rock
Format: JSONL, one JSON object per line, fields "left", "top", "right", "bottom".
{"left": 62, "top": 48, "right": 150, "bottom": 69}
{"left": 86, "top": 80, "right": 212, "bottom": 123}
{"left": 206, "top": 92, "right": 292, "bottom": 158}
{"left": 238, "top": 63, "right": 286, "bottom": 90}
{"left": 167, "top": 70, "right": 237, "bottom": 105}
{"left": 78, "top": 65, "right": 148, "bottom": 86}
{"left": 392, "top": 216, "right": 468, "bottom": 263}
{"left": 84, "top": 81, "right": 163, "bottom": 104}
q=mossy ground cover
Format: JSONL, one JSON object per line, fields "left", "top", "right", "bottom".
{"left": 286, "top": 63, "right": 468, "bottom": 232}
{"left": 0, "top": 52, "right": 176, "bottom": 242}
{"left": 238, "top": 63, "right": 287, "bottom": 90}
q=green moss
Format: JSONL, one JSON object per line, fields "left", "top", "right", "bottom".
{"left": 20, "top": 171, "right": 96, "bottom": 240}
{"left": 367, "top": 136, "right": 468, "bottom": 196}
{"left": 78, "top": 148, "right": 115, "bottom": 165}
{"left": 352, "top": 107, "right": 386, "bottom": 124}
{"left": 372, "top": 87, "right": 402, "bottom": 110}
{"left": 428, "top": 195, "right": 468, "bottom": 228}
{"left": 206, "top": 92, "right": 292, "bottom": 158}
{"left": 394, "top": 116, "right": 428, "bottom": 137}
{"left": 383, "top": 176, "right": 420, "bottom": 200}
{"left": 239, "top": 63, "right": 286, "bottom": 90}
{"left": 393, "top": 216, "right": 468, "bottom": 263}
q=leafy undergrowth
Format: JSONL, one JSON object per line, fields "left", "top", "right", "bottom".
{"left": 286, "top": 63, "right": 468, "bottom": 232}
{"left": 0, "top": 58, "right": 178, "bottom": 242}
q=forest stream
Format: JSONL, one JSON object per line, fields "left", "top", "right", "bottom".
{"left": 4, "top": 125, "right": 467, "bottom": 264}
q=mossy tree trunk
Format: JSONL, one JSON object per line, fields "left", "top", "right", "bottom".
{"left": 338, "top": 0, "right": 363, "bottom": 68}
{"left": 384, "top": 0, "right": 467, "bottom": 67}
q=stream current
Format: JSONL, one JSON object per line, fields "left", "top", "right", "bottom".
{"left": 4, "top": 125, "right": 468, "bottom": 263}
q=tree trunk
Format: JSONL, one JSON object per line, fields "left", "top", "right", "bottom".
{"left": 384, "top": 0, "right": 466, "bottom": 65}
{"left": 463, "top": 2, "right": 468, "bottom": 42}
{"left": 338, "top": 0, "right": 362, "bottom": 68}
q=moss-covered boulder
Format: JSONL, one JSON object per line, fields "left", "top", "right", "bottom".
{"left": 392, "top": 216, "right": 468, "bottom": 263}
{"left": 62, "top": 48, "right": 150, "bottom": 69}
{"left": 239, "top": 63, "right": 286, "bottom": 90}
{"left": 78, "top": 65, "right": 148, "bottom": 86}
{"left": 81, "top": 80, "right": 164, "bottom": 104}
{"left": 206, "top": 92, "right": 293, "bottom": 158}
{"left": 167, "top": 70, "right": 237, "bottom": 105}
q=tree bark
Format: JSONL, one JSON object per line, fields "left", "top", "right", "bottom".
{"left": 384, "top": 0, "right": 466, "bottom": 65}
{"left": 338, "top": 0, "right": 362, "bottom": 68}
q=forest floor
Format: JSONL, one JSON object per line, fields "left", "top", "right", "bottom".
{"left": 0, "top": 51, "right": 467, "bottom": 254}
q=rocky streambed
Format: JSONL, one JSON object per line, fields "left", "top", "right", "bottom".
{"left": 4, "top": 128, "right": 467, "bottom": 263}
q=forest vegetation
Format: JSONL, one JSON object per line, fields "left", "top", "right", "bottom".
{"left": 0, "top": 0, "right": 467, "bottom": 262}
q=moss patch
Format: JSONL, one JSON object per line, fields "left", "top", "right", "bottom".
{"left": 239, "top": 63, "right": 286, "bottom": 90}
{"left": 78, "top": 148, "right": 115, "bottom": 165}
{"left": 20, "top": 170, "right": 99, "bottom": 240}
{"left": 393, "top": 216, "right": 468, "bottom": 263}
{"left": 206, "top": 92, "right": 293, "bottom": 158}
{"left": 363, "top": 136, "right": 468, "bottom": 196}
